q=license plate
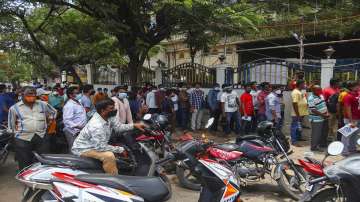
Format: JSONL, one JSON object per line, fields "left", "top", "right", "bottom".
{"left": 305, "top": 183, "right": 313, "bottom": 191}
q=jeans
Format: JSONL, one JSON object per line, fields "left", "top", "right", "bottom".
{"left": 14, "top": 134, "right": 50, "bottom": 170}
{"left": 225, "top": 111, "right": 241, "bottom": 134}
{"left": 178, "top": 107, "right": 190, "bottom": 129}
{"left": 191, "top": 109, "right": 204, "bottom": 130}
{"left": 64, "top": 129, "right": 79, "bottom": 152}
{"left": 257, "top": 113, "right": 267, "bottom": 123}
{"left": 290, "top": 116, "right": 303, "bottom": 144}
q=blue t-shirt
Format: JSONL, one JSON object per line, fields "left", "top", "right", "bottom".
{"left": 0, "top": 94, "right": 15, "bottom": 124}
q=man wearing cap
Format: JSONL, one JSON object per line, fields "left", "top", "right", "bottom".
{"left": 8, "top": 86, "right": 57, "bottom": 169}
{"left": 36, "top": 88, "right": 51, "bottom": 103}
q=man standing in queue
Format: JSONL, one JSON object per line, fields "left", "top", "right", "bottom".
{"left": 72, "top": 98, "right": 145, "bottom": 175}
{"left": 8, "top": 86, "right": 57, "bottom": 170}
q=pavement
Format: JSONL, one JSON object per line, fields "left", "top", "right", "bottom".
{"left": 0, "top": 125, "right": 340, "bottom": 202}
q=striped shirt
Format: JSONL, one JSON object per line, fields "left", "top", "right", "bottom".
{"left": 8, "top": 100, "right": 57, "bottom": 141}
{"left": 307, "top": 93, "right": 328, "bottom": 122}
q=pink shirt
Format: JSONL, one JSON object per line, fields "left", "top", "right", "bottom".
{"left": 111, "top": 97, "right": 133, "bottom": 124}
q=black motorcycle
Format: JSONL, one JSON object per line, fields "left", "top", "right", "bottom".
{"left": 305, "top": 141, "right": 360, "bottom": 202}
{"left": 0, "top": 126, "right": 13, "bottom": 165}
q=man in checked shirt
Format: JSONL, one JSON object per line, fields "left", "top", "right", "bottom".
{"left": 8, "top": 86, "right": 57, "bottom": 170}
{"left": 189, "top": 82, "right": 205, "bottom": 131}
{"left": 72, "top": 98, "right": 145, "bottom": 175}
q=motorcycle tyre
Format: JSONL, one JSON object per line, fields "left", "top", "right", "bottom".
{"left": 176, "top": 166, "right": 201, "bottom": 191}
{"left": 310, "top": 187, "right": 347, "bottom": 202}
{"left": 276, "top": 163, "right": 307, "bottom": 200}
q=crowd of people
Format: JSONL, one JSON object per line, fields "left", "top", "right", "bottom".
{"left": 1, "top": 75, "right": 360, "bottom": 172}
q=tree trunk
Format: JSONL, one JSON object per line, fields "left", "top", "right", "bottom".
{"left": 128, "top": 58, "right": 140, "bottom": 86}
{"left": 67, "top": 66, "right": 82, "bottom": 85}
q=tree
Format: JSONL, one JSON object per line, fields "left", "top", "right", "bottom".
{"left": 1, "top": 2, "right": 122, "bottom": 84}
{"left": 176, "top": 1, "right": 262, "bottom": 63}
{"left": 25, "top": 0, "right": 261, "bottom": 85}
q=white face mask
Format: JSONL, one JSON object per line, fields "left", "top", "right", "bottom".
{"left": 118, "top": 93, "right": 127, "bottom": 100}
{"left": 214, "top": 87, "right": 220, "bottom": 91}
{"left": 275, "top": 90, "right": 282, "bottom": 95}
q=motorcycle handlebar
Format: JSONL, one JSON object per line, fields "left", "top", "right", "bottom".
{"left": 309, "top": 176, "right": 328, "bottom": 185}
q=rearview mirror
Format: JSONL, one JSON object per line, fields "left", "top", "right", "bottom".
{"left": 143, "top": 114, "right": 152, "bottom": 121}
{"left": 357, "top": 138, "right": 360, "bottom": 146}
{"left": 327, "top": 141, "right": 344, "bottom": 156}
{"left": 205, "top": 118, "right": 215, "bottom": 129}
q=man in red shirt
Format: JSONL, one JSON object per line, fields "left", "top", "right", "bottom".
{"left": 240, "top": 83, "right": 254, "bottom": 134}
{"left": 323, "top": 78, "right": 340, "bottom": 141}
{"left": 342, "top": 81, "right": 360, "bottom": 155}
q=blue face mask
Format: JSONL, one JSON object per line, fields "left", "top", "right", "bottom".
{"left": 118, "top": 93, "right": 127, "bottom": 100}
{"left": 75, "top": 93, "right": 82, "bottom": 101}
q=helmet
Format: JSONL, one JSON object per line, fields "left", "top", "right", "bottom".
{"left": 256, "top": 121, "right": 274, "bottom": 138}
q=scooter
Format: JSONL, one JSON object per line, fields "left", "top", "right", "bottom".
{"left": 301, "top": 140, "right": 360, "bottom": 202}
{"left": 17, "top": 118, "right": 241, "bottom": 202}
{"left": 16, "top": 128, "right": 170, "bottom": 201}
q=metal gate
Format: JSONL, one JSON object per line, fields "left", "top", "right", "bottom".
{"left": 226, "top": 58, "right": 321, "bottom": 86}
{"left": 162, "top": 63, "right": 216, "bottom": 87}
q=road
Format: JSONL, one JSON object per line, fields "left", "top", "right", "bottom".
{"left": 0, "top": 126, "right": 335, "bottom": 202}
{"left": 0, "top": 153, "right": 294, "bottom": 202}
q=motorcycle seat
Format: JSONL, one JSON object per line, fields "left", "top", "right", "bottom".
{"left": 236, "top": 135, "right": 262, "bottom": 141}
{"left": 34, "top": 152, "right": 102, "bottom": 170}
{"left": 215, "top": 143, "right": 240, "bottom": 152}
{"left": 75, "top": 174, "right": 170, "bottom": 202}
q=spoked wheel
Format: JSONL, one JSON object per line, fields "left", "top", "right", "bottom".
{"left": 176, "top": 166, "right": 201, "bottom": 191}
{"left": 276, "top": 163, "right": 307, "bottom": 200}
{"left": 311, "top": 188, "right": 347, "bottom": 202}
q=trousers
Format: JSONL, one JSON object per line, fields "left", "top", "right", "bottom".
{"left": 81, "top": 150, "right": 118, "bottom": 175}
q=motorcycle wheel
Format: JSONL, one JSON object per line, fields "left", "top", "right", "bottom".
{"left": 276, "top": 163, "right": 307, "bottom": 200}
{"left": 30, "top": 190, "right": 51, "bottom": 202}
{"left": 311, "top": 187, "right": 347, "bottom": 202}
{"left": 176, "top": 166, "right": 201, "bottom": 191}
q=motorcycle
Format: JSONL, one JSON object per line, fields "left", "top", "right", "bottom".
{"left": 303, "top": 140, "right": 360, "bottom": 202}
{"left": 17, "top": 118, "right": 241, "bottom": 202}
{"left": 0, "top": 125, "right": 13, "bottom": 165}
{"left": 16, "top": 128, "right": 170, "bottom": 201}
{"left": 176, "top": 121, "right": 307, "bottom": 200}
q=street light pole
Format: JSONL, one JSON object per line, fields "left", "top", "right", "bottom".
{"left": 299, "top": 34, "right": 304, "bottom": 70}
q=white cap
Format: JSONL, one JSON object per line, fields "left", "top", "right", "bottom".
{"left": 36, "top": 88, "right": 51, "bottom": 96}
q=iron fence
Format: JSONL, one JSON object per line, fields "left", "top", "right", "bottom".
{"left": 162, "top": 63, "right": 216, "bottom": 87}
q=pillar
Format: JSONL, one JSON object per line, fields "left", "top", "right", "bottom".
{"left": 86, "top": 64, "right": 95, "bottom": 84}
{"left": 321, "top": 59, "right": 336, "bottom": 88}
{"left": 215, "top": 63, "right": 231, "bottom": 87}
{"left": 155, "top": 67, "right": 162, "bottom": 86}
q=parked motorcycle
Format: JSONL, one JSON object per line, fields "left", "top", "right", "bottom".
{"left": 17, "top": 118, "right": 241, "bottom": 202}
{"left": 0, "top": 126, "right": 13, "bottom": 165}
{"left": 176, "top": 121, "right": 307, "bottom": 200}
{"left": 16, "top": 127, "right": 170, "bottom": 201}
{"left": 302, "top": 141, "right": 360, "bottom": 202}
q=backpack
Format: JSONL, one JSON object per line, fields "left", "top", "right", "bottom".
{"left": 327, "top": 93, "right": 339, "bottom": 113}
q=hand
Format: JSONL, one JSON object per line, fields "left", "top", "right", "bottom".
{"left": 190, "top": 107, "right": 194, "bottom": 113}
{"left": 134, "top": 123, "right": 146, "bottom": 131}
{"left": 323, "top": 113, "right": 330, "bottom": 118}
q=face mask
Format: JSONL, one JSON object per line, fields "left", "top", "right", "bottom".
{"left": 75, "top": 94, "right": 82, "bottom": 101}
{"left": 214, "top": 87, "right": 220, "bottom": 91}
{"left": 118, "top": 93, "right": 127, "bottom": 100}
{"left": 107, "top": 110, "right": 117, "bottom": 118}
{"left": 24, "top": 95, "right": 37, "bottom": 103}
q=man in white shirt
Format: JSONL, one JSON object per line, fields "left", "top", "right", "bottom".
{"left": 63, "top": 86, "right": 87, "bottom": 150}
{"left": 221, "top": 86, "right": 241, "bottom": 135}
{"left": 146, "top": 86, "right": 159, "bottom": 114}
